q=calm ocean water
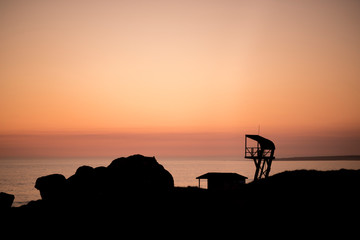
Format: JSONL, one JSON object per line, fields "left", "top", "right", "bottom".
{"left": 1, "top": 156, "right": 359, "bottom": 207}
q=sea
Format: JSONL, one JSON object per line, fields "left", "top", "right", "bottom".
{"left": 1, "top": 156, "right": 360, "bottom": 207}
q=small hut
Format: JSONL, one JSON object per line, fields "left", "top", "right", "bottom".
{"left": 196, "top": 172, "right": 247, "bottom": 191}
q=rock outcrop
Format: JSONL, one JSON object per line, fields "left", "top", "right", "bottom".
{"left": 34, "top": 174, "right": 67, "bottom": 201}
{"left": 31, "top": 154, "right": 174, "bottom": 207}
{"left": 107, "top": 155, "right": 174, "bottom": 192}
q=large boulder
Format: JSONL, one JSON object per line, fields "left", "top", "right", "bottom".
{"left": 35, "top": 174, "right": 67, "bottom": 201}
{"left": 33, "top": 155, "right": 174, "bottom": 206}
{"left": 106, "top": 154, "right": 174, "bottom": 193}
{"left": 67, "top": 165, "right": 96, "bottom": 198}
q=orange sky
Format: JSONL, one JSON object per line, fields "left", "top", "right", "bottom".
{"left": 1, "top": 0, "right": 360, "bottom": 157}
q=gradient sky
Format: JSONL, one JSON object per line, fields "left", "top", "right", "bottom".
{"left": 1, "top": 0, "right": 360, "bottom": 158}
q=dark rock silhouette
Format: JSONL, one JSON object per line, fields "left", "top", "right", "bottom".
{"left": 29, "top": 154, "right": 174, "bottom": 208}
{"left": 245, "top": 169, "right": 360, "bottom": 216}
{"left": 0, "top": 192, "right": 15, "bottom": 209}
{"left": 107, "top": 155, "right": 174, "bottom": 192}
{"left": 67, "top": 165, "right": 96, "bottom": 201}
{"left": 249, "top": 169, "right": 360, "bottom": 197}
{"left": 34, "top": 174, "right": 67, "bottom": 201}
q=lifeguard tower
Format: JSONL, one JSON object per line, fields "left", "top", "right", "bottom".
{"left": 245, "top": 135, "right": 275, "bottom": 181}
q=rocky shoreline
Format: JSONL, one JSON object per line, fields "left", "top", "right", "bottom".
{"left": 2, "top": 154, "right": 360, "bottom": 232}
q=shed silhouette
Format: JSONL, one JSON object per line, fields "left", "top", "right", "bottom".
{"left": 196, "top": 172, "right": 247, "bottom": 191}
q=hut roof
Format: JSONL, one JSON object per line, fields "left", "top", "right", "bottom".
{"left": 196, "top": 172, "right": 248, "bottom": 180}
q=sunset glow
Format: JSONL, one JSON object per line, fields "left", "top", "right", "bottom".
{"left": 1, "top": 0, "right": 359, "bottom": 157}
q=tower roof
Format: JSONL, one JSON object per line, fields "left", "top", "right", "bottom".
{"left": 245, "top": 135, "right": 275, "bottom": 150}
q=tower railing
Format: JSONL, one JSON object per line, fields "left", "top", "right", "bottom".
{"left": 245, "top": 147, "right": 273, "bottom": 159}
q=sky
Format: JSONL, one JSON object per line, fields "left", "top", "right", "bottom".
{"left": 1, "top": 0, "right": 360, "bottom": 158}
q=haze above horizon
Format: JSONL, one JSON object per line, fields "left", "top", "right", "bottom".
{"left": 1, "top": 0, "right": 359, "bottom": 158}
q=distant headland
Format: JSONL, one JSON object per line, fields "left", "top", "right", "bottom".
{"left": 276, "top": 155, "right": 360, "bottom": 161}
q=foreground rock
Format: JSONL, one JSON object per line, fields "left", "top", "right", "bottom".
{"left": 249, "top": 168, "right": 360, "bottom": 200}
{"left": 35, "top": 174, "right": 67, "bottom": 201}
{"left": 25, "top": 154, "right": 174, "bottom": 209}
{"left": 107, "top": 154, "right": 174, "bottom": 192}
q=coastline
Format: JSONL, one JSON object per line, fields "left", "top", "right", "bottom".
{"left": 275, "top": 155, "right": 360, "bottom": 161}
{"left": 2, "top": 156, "right": 360, "bottom": 207}
{"left": 2, "top": 155, "right": 359, "bottom": 235}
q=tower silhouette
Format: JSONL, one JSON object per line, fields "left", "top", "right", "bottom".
{"left": 245, "top": 135, "right": 275, "bottom": 181}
